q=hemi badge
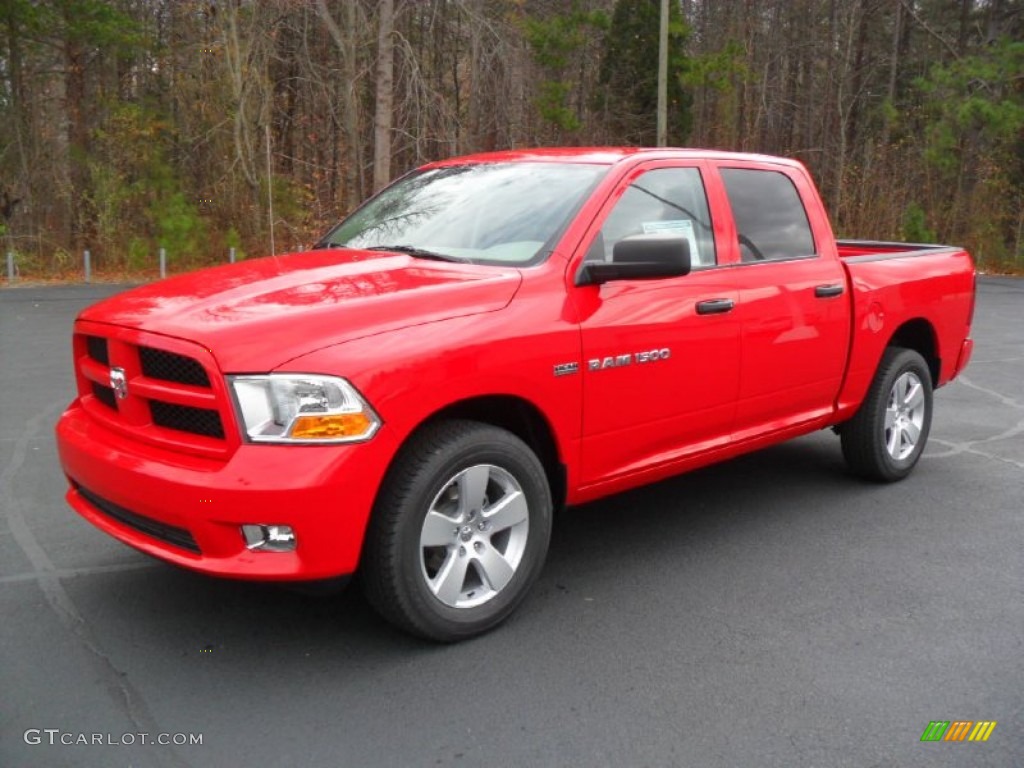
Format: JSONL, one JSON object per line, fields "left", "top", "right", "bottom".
{"left": 553, "top": 362, "right": 579, "bottom": 377}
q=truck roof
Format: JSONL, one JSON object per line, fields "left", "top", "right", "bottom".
{"left": 423, "top": 147, "right": 808, "bottom": 170}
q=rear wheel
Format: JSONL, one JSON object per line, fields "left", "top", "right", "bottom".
{"left": 841, "top": 347, "right": 933, "bottom": 482}
{"left": 361, "top": 420, "right": 552, "bottom": 641}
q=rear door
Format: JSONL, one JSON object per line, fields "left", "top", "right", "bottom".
{"left": 573, "top": 162, "right": 741, "bottom": 487}
{"left": 713, "top": 164, "right": 851, "bottom": 440}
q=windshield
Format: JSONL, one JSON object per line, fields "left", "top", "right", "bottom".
{"left": 318, "top": 162, "right": 608, "bottom": 265}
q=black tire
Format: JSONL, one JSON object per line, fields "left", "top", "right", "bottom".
{"left": 841, "top": 347, "right": 933, "bottom": 482}
{"left": 361, "top": 420, "right": 552, "bottom": 642}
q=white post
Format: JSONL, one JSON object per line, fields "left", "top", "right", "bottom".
{"left": 229, "top": 246, "right": 236, "bottom": 264}
{"left": 84, "top": 250, "right": 91, "bottom": 283}
{"left": 159, "top": 247, "right": 166, "bottom": 278}
{"left": 6, "top": 252, "right": 14, "bottom": 282}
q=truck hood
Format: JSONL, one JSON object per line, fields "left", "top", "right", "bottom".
{"left": 79, "top": 249, "right": 522, "bottom": 371}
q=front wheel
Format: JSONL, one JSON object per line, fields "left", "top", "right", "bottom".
{"left": 841, "top": 347, "right": 933, "bottom": 482}
{"left": 361, "top": 420, "right": 552, "bottom": 641}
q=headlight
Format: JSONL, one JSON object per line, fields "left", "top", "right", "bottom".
{"left": 228, "top": 374, "right": 381, "bottom": 443}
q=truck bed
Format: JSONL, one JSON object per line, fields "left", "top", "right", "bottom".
{"left": 836, "top": 239, "right": 962, "bottom": 261}
{"left": 834, "top": 241, "right": 974, "bottom": 421}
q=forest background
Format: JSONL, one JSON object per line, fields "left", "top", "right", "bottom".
{"left": 1, "top": 0, "right": 1021, "bottom": 278}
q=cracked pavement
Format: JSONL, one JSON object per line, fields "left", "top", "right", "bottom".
{"left": 1, "top": 278, "right": 1021, "bottom": 767}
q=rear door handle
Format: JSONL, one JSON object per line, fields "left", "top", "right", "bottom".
{"left": 814, "top": 284, "right": 845, "bottom": 298}
{"left": 696, "top": 298, "right": 735, "bottom": 315}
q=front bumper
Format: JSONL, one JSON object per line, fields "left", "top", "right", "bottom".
{"left": 56, "top": 400, "right": 396, "bottom": 580}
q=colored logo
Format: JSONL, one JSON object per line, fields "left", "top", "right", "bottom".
{"left": 921, "top": 720, "right": 997, "bottom": 742}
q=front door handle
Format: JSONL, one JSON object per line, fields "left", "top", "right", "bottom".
{"left": 815, "top": 284, "right": 845, "bottom": 298}
{"left": 696, "top": 298, "right": 735, "bottom": 315}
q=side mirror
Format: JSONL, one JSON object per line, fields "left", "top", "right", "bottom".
{"left": 576, "top": 234, "right": 691, "bottom": 286}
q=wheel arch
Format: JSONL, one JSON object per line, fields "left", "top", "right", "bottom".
{"left": 386, "top": 395, "right": 567, "bottom": 512}
{"left": 887, "top": 318, "right": 940, "bottom": 386}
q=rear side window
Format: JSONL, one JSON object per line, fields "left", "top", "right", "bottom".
{"left": 720, "top": 169, "right": 815, "bottom": 262}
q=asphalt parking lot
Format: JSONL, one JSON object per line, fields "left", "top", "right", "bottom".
{"left": 1, "top": 277, "right": 1021, "bottom": 768}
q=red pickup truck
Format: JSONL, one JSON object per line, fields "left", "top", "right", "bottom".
{"left": 56, "top": 148, "right": 975, "bottom": 640}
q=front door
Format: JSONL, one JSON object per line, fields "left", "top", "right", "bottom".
{"left": 573, "top": 163, "right": 741, "bottom": 487}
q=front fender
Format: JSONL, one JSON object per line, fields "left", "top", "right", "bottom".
{"left": 277, "top": 282, "right": 584, "bottom": 486}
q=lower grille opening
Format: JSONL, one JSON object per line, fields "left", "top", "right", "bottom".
{"left": 90, "top": 382, "right": 118, "bottom": 410}
{"left": 76, "top": 485, "right": 201, "bottom": 554}
{"left": 150, "top": 401, "right": 225, "bottom": 439}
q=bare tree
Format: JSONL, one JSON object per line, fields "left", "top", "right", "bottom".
{"left": 373, "top": 0, "right": 396, "bottom": 191}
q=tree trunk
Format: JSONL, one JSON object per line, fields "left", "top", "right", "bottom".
{"left": 65, "top": 30, "right": 89, "bottom": 250}
{"left": 879, "top": 0, "right": 903, "bottom": 149}
{"left": 3, "top": 8, "right": 32, "bottom": 190}
{"left": 315, "top": 0, "right": 364, "bottom": 210}
{"left": 957, "top": 0, "right": 972, "bottom": 54}
{"left": 373, "top": 0, "right": 396, "bottom": 192}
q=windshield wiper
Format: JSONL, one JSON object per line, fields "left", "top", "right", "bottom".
{"left": 364, "top": 245, "right": 466, "bottom": 262}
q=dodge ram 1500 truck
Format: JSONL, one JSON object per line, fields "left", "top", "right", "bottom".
{"left": 56, "top": 148, "right": 976, "bottom": 641}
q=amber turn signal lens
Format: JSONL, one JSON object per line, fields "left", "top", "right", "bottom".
{"left": 289, "top": 413, "right": 374, "bottom": 439}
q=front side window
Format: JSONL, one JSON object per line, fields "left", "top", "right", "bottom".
{"left": 720, "top": 168, "right": 815, "bottom": 262}
{"left": 589, "top": 167, "right": 716, "bottom": 268}
{"left": 319, "top": 162, "right": 608, "bottom": 265}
